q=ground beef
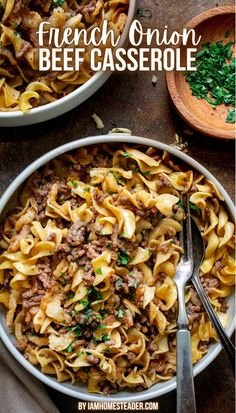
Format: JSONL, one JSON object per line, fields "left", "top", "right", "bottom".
{"left": 201, "top": 276, "right": 220, "bottom": 293}
{"left": 87, "top": 355, "right": 100, "bottom": 364}
{"left": 22, "top": 292, "right": 45, "bottom": 308}
{"left": 66, "top": 224, "right": 85, "bottom": 246}
{"left": 37, "top": 258, "right": 55, "bottom": 289}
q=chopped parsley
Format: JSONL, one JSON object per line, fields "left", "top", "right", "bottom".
{"left": 226, "top": 108, "right": 235, "bottom": 123}
{"left": 81, "top": 300, "right": 89, "bottom": 308}
{"left": 85, "top": 308, "right": 93, "bottom": 320}
{"left": 122, "top": 152, "right": 132, "bottom": 158}
{"left": 54, "top": 0, "right": 65, "bottom": 6}
{"left": 67, "top": 291, "right": 74, "bottom": 300}
{"left": 142, "top": 170, "right": 151, "bottom": 176}
{"left": 107, "top": 242, "right": 113, "bottom": 249}
{"left": 117, "top": 308, "right": 125, "bottom": 318}
{"left": 115, "top": 277, "right": 123, "bottom": 288}
{"left": 69, "top": 324, "right": 82, "bottom": 337}
{"left": 96, "top": 267, "right": 103, "bottom": 275}
{"left": 99, "top": 324, "right": 107, "bottom": 329}
{"left": 184, "top": 40, "right": 235, "bottom": 123}
{"left": 83, "top": 187, "right": 90, "bottom": 192}
{"left": 64, "top": 338, "right": 76, "bottom": 352}
{"left": 117, "top": 250, "right": 129, "bottom": 266}
{"left": 190, "top": 203, "right": 201, "bottom": 214}
{"left": 88, "top": 286, "right": 103, "bottom": 303}
{"left": 102, "top": 333, "right": 110, "bottom": 342}
{"left": 109, "top": 171, "right": 125, "bottom": 185}
{"left": 177, "top": 200, "right": 185, "bottom": 209}
{"left": 70, "top": 180, "right": 78, "bottom": 188}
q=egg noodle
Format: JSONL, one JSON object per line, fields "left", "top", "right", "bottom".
{"left": 0, "top": 144, "right": 235, "bottom": 394}
{"left": 0, "top": 0, "right": 128, "bottom": 112}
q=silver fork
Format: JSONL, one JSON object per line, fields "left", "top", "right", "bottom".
{"left": 174, "top": 194, "right": 197, "bottom": 413}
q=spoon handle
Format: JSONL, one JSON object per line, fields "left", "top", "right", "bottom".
{"left": 192, "top": 273, "right": 235, "bottom": 376}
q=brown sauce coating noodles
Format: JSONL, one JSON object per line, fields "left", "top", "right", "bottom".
{"left": 0, "top": 144, "right": 235, "bottom": 394}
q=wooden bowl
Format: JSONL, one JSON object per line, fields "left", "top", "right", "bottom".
{"left": 166, "top": 6, "right": 235, "bottom": 140}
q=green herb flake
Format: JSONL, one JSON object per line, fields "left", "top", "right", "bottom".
{"left": 102, "top": 333, "right": 110, "bottom": 342}
{"left": 225, "top": 31, "right": 230, "bottom": 38}
{"left": 117, "top": 250, "right": 129, "bottom": 266}
{"left": 109, "top": 171, "right": 125, "bottom": 185}
{"left": 13, "top": 31, "right": 20, "bottom": 37}
{"left": 96, "top": 314, "right": 103, "bottom": 320}
{"left": 142, "top": 170, "right": 151, "bottom": 176}
{"left": 88, "top": 286, "right": 103, "bottom": 303}
{"left": 83, "top": 187, "right": 90, "bottom": 192}
{"left": 107, "top": 242, "right": 113, "bottom": 249}
{"left": 177, "top": 200, "right": 185, "bottom": 209}
{"left": 123, "top": 152, "right": 132, "bottom": 158}
{"left": 190, "top": 203, "right": 201, "bottom": 214}
{"left": 96, "top": 267, "right": 103, "bottom": 275}
{"left": 64, "top": 339, "right": 75, "bottom": 353}
{"left": 85, "top": 308, "right": 93, "bottom": 320}
{"left": 70, "top": 180, "right": 78, "bottom": 188}
{"left": 69, "top": 324, "right": 82, "bottom": 337}
{"left": 115, "top": 277, "right": 123, "bottom": 289}
{"left": 67, "top": 291, "right": 74, "bottom": 300}
{"left": 226, "top": 108, "right": 236, "bottom": 123}
{"left": 117, "top": 309, "right": 125, "bottom": 318}
{"left": 54, "top": 0, "right": 64, "bottom": 6}
{"left": 81, "top": 300, "right": 89, "bottom": 308}
{"left": 99, "top": 324, "right": 107, "bottom": 329}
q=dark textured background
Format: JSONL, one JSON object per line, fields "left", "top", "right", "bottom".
{"left": 0, "top": 0, "right": 235, "bottom": 412}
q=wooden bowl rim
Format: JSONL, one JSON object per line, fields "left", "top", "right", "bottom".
{"left": 166, "top": 6, "right": 236, "bottom": 140}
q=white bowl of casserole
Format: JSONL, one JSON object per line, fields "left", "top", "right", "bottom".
{"left": 0, "top": 1, "right": 136, "bottom": 127}
{"left": 0, "top": 135, "right": 235, "bottom": 401}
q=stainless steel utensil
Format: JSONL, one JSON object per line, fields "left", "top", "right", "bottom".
{"left": 191, "top": 218, "right": 235, "bottom": 376}
{"left": 174, "top": 194, "right": 197, "bottom": 413}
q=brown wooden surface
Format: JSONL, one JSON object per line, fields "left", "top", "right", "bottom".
{"left": 0, "top": 0, "right": 235, "bottom": 412}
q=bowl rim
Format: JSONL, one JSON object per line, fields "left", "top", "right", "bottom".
{"left": 0, "top": 134, "right": 235, "bottom": 402}
{"left": 0, "top": 0, "right": 137, "bottom": 121}
{"left": 165, "top": 5, "right": 236, "bottom": 140}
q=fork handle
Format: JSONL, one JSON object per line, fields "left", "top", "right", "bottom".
{"left": 192, "top": 274, "right": 235, "bottom": 376}
{"left": 176, "top": 329, "right": 197, "bottom": 413}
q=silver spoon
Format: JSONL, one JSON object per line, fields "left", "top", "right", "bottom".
{"left": 191, "top": 218, "right": 235, "bottom": 376}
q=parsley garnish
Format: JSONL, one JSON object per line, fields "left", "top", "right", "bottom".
{"left": 96, "top": 267, "right": 103, "bottom": 275}
{"left": 115, "top": 277, "right": 123, "bottom": 288}
{"left": 226, "top": 108, "right": 235, "bottom": 123}
{"left": 117, "top": 309, "right": 125, "bottom": 318}
{"left": 85, "top": 308, "right": 93, "bottom": 320}
{"left": 88, "top": 286, "right": 103, "bottom": 302}
{"left": 184, "top": 40, "right": 235, "bottom": 123}
{"left": 123, "top": 152, "right": 132, "bottom": 158}
{"left": 177, "top": 200, "right": 185, "bottom": 209}
{"left": 83, "top": 187, "right": 90, "bottom": 192}
{"left": 69, "top": 325, "right": 82, "bottom": 337}
{"left": 70, "top": 180, "right": 78, "bottom": 188}
{"left": 109, "top": 171, "right": 125, "bottom": 185}
{"left": 67, "top": 292, "right": 74, "bottom": 300}
{"left": 142, "top": 170, "right": 150, "bottom": 176}
{"left": 102, "top": 333, "right": 110, "bottom": 342}
{"left": 54, "top": 0, "right": 64, "bottom": 6}
{"left": 117, "top": 250, "right": 129, "bottom": 266}
{"left": 190, "top": 203, "right": 201, "bottom": 214}
{"left": 107, "top": 242, "right": 113, "bottom": 249}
